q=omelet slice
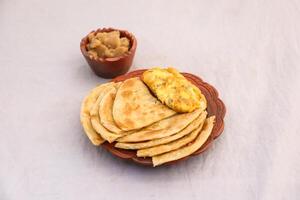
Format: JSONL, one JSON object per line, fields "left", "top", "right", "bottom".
{"left": 141, "top": 67, "right": 207, "bottom": 113}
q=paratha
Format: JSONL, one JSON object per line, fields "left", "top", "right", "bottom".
{"left": 80, "top": 82, "right": 114, "bottom": 145}
{"left": 99, "top": 83, "right": 125, "bottom": 134}
{"left": 117, "top": 108, "right": 202, "bottom": 142}
{"left": 137, "top": 118, "right": 205, "bottom": 157}
{"left": 90, "top": 83, "right": 123, "bottom": 143}
{"left": 152, "top": 116, "right": 215, "bottom": 167}
{"left": 115, "top": 111, "right": 207, "bottom": 150}
{"left": 113, "top": 77, "right": 176, "bottom": 131}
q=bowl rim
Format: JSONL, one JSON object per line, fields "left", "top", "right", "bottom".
{"left": 80, "top": 27, "right": 137, "bottom": 62}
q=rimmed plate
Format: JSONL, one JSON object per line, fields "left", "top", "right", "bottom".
{"left": 101, "top": 69, "right": 226, "bottom": 166}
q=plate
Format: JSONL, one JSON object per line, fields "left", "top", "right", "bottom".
{"left": 101, "top": 69, "right": 226, "bottom": 166}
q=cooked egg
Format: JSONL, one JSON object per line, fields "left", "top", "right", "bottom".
{"left": 142, "top": 67, "right": 207, "bottom": 113}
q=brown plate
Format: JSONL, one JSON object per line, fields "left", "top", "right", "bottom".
{"left": 102, "top": 69, "right": 226, "bottom": 166}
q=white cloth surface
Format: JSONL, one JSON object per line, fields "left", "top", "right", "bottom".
{"left": 0, "top": 0, "right": 299, "bottom": 199}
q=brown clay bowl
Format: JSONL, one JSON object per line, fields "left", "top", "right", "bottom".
{"left": 101, "top": 69, "right": 226, "bottom": 166}
{"left": 80, "top": 28, "right": 137, "bottom": 79}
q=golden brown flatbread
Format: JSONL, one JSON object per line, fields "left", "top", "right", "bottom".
{"left": 99, "top": 84, "right": 124, "bottom": 134}
{"left": 90, "top": 83, "right": 123, "bottom": 143}
{"left": 115, "top": 111, "right": 207, "bottom": 150}
{"left": 80, "top": 82, "right": 114, "bottom": 145}
{"left": 137, "top": 116, "right": 206, "bottom": 157}
{"left": 117, "top": 108, "right": 202, "bottom": 143}
{"left": 152, "top": 116, "right": 215, "bottom": 167}
{"left": 112, "top": 77, "right": 176, "bottom": 131}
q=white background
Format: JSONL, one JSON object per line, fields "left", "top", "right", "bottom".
{"left": 0, "top": 0, "right": 299, "bottom": 199}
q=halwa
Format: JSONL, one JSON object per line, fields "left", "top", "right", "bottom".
{"left": 87, "top": 31, "right": 130, "bottom": 58}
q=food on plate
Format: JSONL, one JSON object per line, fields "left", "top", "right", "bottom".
{"left": 142, "top": 67, "right": 207, "bottom": 113}
{"left": 113, "top": 77, "right": 176, "bottom": 131}
{"left": 80, "top": 67, "right": 217, "bottom": 166}
{"left": 116, "top": 108, "right": 202, "bottom": 143}
{"left": 99, "top": 84, "right": 125, "bottom": 134}
{"left": 137, "top": 118, "right": 205, "bottom": 157}
{"left": 115, "top": 111, "right": 207, "bottom": 150}
{"left": 87, "top": 31, "right": 130, "bottom": 58}
{"left": 90, "top": 83, "right": 123, "bottom": 143}
{"left": 80, "top": 82, "right": 114, "bottom": 145}
{"left": 152, "top": 116, "right": 215, "bottom": 167}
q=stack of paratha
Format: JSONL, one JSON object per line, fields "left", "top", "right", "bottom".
{"left": 80, "top": 68, "right": 215, "bottom": 166}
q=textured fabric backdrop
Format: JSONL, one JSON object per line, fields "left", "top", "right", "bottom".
{"left": 0, "top": 0, "right": 299, "bottom": 199}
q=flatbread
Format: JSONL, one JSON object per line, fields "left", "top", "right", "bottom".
{"left": 113, "top": 77, "right": 176, "bottom": 131}
{"left": 99, "top": 84, "right": 125, "bottom": 134}
{"left": 137, "top": 115, "right": 206, "bottom": 157}
{"left": 117, "top": 108, "right": 202, "bottom": 143}
{"left": 152, "top": 116, "right": 215, "bottom": 167}
{"left": 90, "top": 83, "right": 123, "bottom": 143}
{"left": 80, "top": 82, "right": 114, "bottom": 145}
{"left": 115, "top": 111, "right": 207, "bottom": 150}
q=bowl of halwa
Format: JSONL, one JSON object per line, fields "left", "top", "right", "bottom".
{"left": 80, "top": 28, "right": 137, "bottom": 78}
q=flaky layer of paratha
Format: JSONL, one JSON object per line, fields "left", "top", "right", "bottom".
{"left": 117, "top": 108, "right": 202, "bottom": 143}
{"left": 115, "top": 111, "right": 207, "bottom": 150}
{"left": 80, "top": 82, "right": 114, "bottom": 145}
{"left": 152, "top": 116, "right": 215, "bottom": 167}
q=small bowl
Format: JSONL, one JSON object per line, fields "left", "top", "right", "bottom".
{"left": 80, "top": 28, "right": 137, "bottom": 79}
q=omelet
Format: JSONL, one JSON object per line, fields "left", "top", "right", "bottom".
{"left": 141, "top": 67, "right": 207, "bottom": 113}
